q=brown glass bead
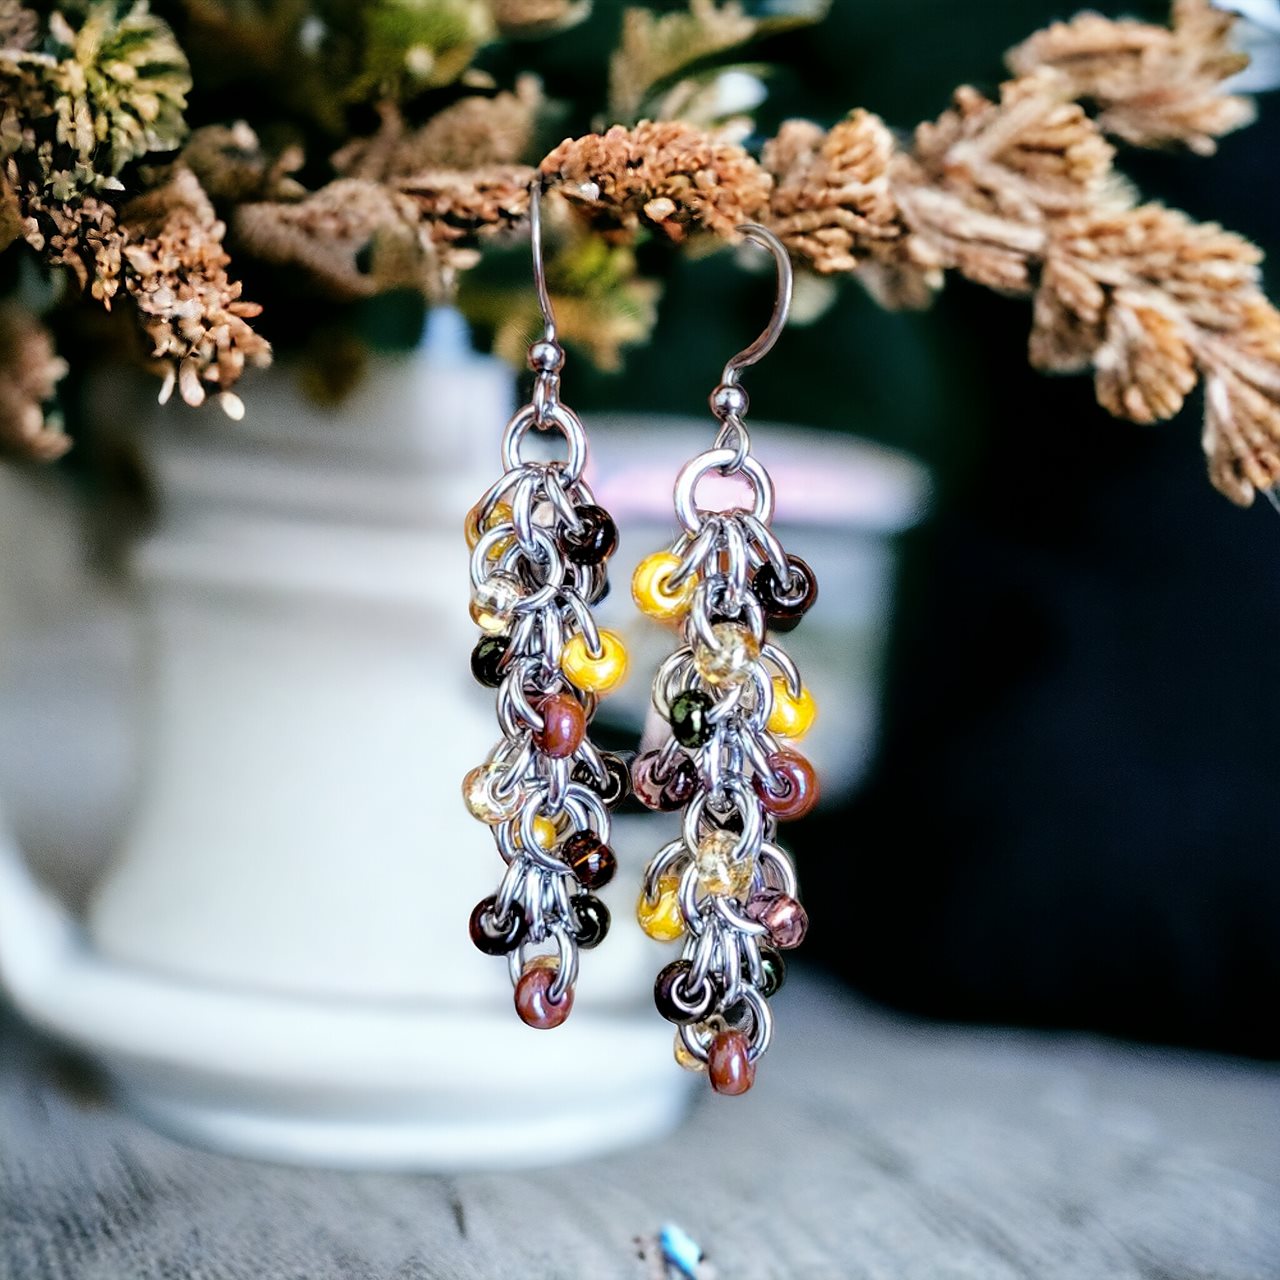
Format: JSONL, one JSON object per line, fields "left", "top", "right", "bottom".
{"left": 754, "top": 555, "right": 817, "bottom": 632}
{"left": 708, "top": 1029, "right": 755, "bottom": 1095}
{"left": 561, "top": 505, "right": 618, "bottom": 566}
{"left": 562, "top": 831, "right": 617, "bottom": 889}
{"left": 468, "top": 896, "right": 526, "bottom": 956}
{"left": 745, "top": 888, "right": 809, "bottom": 950}
{"left": 753, "top": 750, "right": 820, "bottom": 821}
{"left": 573, "top": 752, "right": 632, "bottom": 807}
{"left": 514, "top": 963, "right": 574, "bottom": 1029}
{"left": 653, "top": 959, "right": 720, "bottom": 1024}
{"left": 533, "top": 693, "right": 586, "bottom": 758}
{"left": 632, "top": 751, "right": 699, "bottom": 812}
{"left": 571, "top": 895, "right": 611, "bottom": 949}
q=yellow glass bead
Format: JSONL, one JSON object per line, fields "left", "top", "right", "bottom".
{"left": 695, "top": 830, "right": 754, "bottom": 898}
{"left": 464, "top": 500, "right": 513, "bottom": 550}
{"left": 673, "top": 1032, "right": 707, "bottom": 1073}
{"left": 531, "top": 815, "right": 558, "bottom": 850}
{"left": 636, "top": 873, "right": 686, "bottom": 942}
{"left": 631, "top": 552, "right": 697, "bottom": 622}
{"left": 469, "top": 572, "right": 522, "bottom": 634}
{"left": 462, "top": 764, "right": 521, "bottom": 825}
{"left": 767, "top": 676, "right": 817, "bottom": 740}
{"left": 693, "top": 621, "right": 760, "bottom": 687}
{"left": 560, "top": 629, "right": 628, "bottom": 694}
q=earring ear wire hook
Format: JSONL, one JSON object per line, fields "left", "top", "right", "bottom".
{"left": 529, "top": 178, "right": 557, "bottom": 346}
{"left": 720, "top": 224, "right": 793, "bottom": 388}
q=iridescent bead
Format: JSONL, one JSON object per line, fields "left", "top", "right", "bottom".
{"left": 561, "top": 505, "right": 618, "bottom": 566}
{"left": 632, "top": 751, "right": 699, "bottom": 812}
{"left": 753, "top": 555, "right": 818, "bottom": 632}
{"left": 673, "top": 1032, "right": 706, "bottom": 1073}
{"left": 572, "top": 895, "right": 611, "bottom": 949}
{"left": 462, "top": 764, "right": 520, "bottom": 824}
{"left": 514, "top": 963, "right": 573, "bottom": 1029}
{"left": 670, "top": 690, "right": 715, "bottom": 749}
{"left": 758, "top": 945, "right": 786, "bottom": 997}
{"left": 766, "top": 676, "right": 816, "bottom": 740}
{"left": 745, "top": 888, "right": 809, "bottom": 950}
{"left": 560, "top": 630, "right": 628, "bottom": 694}
{"left": 469, "top": 572, "right": 522, "bottom": 634}
{"left": 636, "top": 873, "right": 686, "bottom": 942}
{"left": 561, "top": 831, "right": 617, "bottom": 889}
{"left": 533, "top": 693, "right": 585, "bottom": 758}
{"left": 464, "top": 500, "right": 513, "bottom": 550}
{"left": 470, "top": 635, "right": 510, "bottom": 688}
{"left": 753, "top": 749, "right": 819, "bottom": 820}
{"left": 708, "top": 1029, "right": 755, "bottom": 1096}
{"left": 695, "top": 830, "right": 753, "bottom": 898}
{"left": 693, "top": 621, "right": 760, "bottom": 687}
{"left": 632, "top": 552, "right": 697, "bottom": 622}
{"left": 468, "top": 896, "right": 526, "bottom": 956}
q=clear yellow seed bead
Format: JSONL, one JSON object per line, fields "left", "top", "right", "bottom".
{"left": 636, "top": 873, "right": 686, "bottom": 942}
{"left": 469, "top": 572, "right": 522, "bottom": 634}
{"left": 693, "top": 621, "right": 760, "bottom": 687}
{"left": 462, "top": 764, "right": 521, "bottom": 825}
{"left": 767, "top": 676, "right": 817, "bottom": 740}
{"left": 531, "top": 815, "right": 558, "bottom": 849}
{"left": 464, "top": 500, "right": 513, "bottom": 551}
{"left": 631, "top": 552, "right": 697, "bottom": 622}
{"left": 695, "top": 830, "right": 754, "bottom": 898}
{"left": 560, "top": 630, "right": 629, "bottom": 694}
{"left": 673, "top": 1032, "right": 707, "bottom": 1073}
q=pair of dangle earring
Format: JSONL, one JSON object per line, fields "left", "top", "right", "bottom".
{"left": 464, "top": 188, "right": 818, "bottom": 1098}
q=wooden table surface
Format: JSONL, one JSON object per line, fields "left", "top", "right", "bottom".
{"left": 2, "top": 975, "right": 1278, "bottom": 1280}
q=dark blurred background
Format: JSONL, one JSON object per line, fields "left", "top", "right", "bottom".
{"left": 511, "top": 0, "right": 1280, "bottom": 1059}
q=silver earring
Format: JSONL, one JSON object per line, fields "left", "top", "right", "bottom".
{"left": 631, "top": 225, "right": 819, "bottom": 1093}
{"left": 463, "top": 181, "right": 630, "bottom": 1029}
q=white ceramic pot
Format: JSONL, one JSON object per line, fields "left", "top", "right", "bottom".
{"left": 0, "top": 320, "right": 927, "bottom": 1169}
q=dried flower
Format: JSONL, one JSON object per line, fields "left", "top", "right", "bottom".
{"left": 0, "top": 303, "right": 69, "bottom": 460}
{"left": 181, "top": 122, "right": 306, "bottom": 204}
{"left": 1007, "top": 0, "right": 1254, "bottom": 155}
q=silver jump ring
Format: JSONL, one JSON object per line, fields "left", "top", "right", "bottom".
{"left": 674, "top": 448, "right": 775, "bottom": 535}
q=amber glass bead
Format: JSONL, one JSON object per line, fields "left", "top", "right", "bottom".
{"left": 562, "top": 831, "right": 617, "bottom": 889}
{"left": 464, "top": 500, "right": 513, "bottom": 550}
{"left": 560, "top": 630, "right": 628, "bottom": 694}
{"left": 632, "top": 552, "right": 696, "bottom": 621}
{"left": 514, "top": 963, "right": 573, "bottom": 1029}
{"left": 673, "top": 1032, "right": 707, "bottom": 1073}
{"left": 561, "top": 505, "right": 618, "bottom": 566}
{"left": 654, "top": 959, "right": 719, "bottom": 1024}
{"left": 693, "top": 621, "right": 760, "bottom": 687}
{"left": 695, "top": 830, "right": 753, "bottom": 898}
{"left": 632, "top": 751, "right": 699, "bottom": 812}
{"left": 670, "top": 690, "right": 715, "bottom": 748}
{"left": 766, "top": 677, "right": 816, "bottom": 740}
{"left": 462, "top": 764, "right": 521, "bottom": 825}
{"left": 470, "top": 572, "right": 522, "bottom": 634}
{"left": 636, "top": 873, "right": 686, "bottom": 942}
{"left": 468, "top": 896, "right": 526, "bottom": 956}
{"left": 745, "top": 888, "right": 809, "bottom": 950}
{"left": 470, "top": 635, "right": 510, "bottom": 688}
{"left": 533, "top": 693, "right": 585, "bottom": 758}
{"left": 753, "top": 555, "right": 818, "bottom": 632}
{"left": 753, "top": 749, "right": 819, "bottom": 820}
{"left": 572, "top": 895, "right": 611, "bottom": 949}
{"left": 573, "top": 753, "right": 631, "bottom": 807}
{"left": 708, "top": 1029, "right": 755, "bottom": 1095}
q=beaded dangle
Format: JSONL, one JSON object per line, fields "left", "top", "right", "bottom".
{"left": 632, "top": 226, "right": 819, "bottom": 1094}
{"left": 464, "top": 181, "right": 630, "bottom": 1028}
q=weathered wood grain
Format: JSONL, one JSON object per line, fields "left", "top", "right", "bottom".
{"left": 2, "top": 977, "right": 1278, "bottom": 1280}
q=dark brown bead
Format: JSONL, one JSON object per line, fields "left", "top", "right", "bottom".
{"left": 468, "top": 896, "right": 525, "bottom": 956}
{"left": 653, "top": 959, "right": 720, "bottom": 1024}
{"left": 632, "top": 751, "right": 699, "bottom": 812}
{"left": 708, "top": 1029, "right": 755, "bottom": 1095}
{"left": 573, "top": 752, "right": 632, "bottom": 807}
{"left": 514, "top": 964, "right": 574, "bottom": 1029}
{"left": 562, "top": 831, "right": 617, "bottom": 889}
{"left": 753, "top": 749, "right": 820, "bottom": 821}
{"left": 571, "top": 895, "right": 611, "bottom": 949}
{"left": 470, "top": 635, "right": 510, "bottom": 688}
{"left": 754, "top": 555, "right": 817, "bottom": 632}
{"left": 561, "top": 505, "right": 618, "bottom": 566}
{"left": 533, "top": 693, "right": 586, "bottom": 758}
